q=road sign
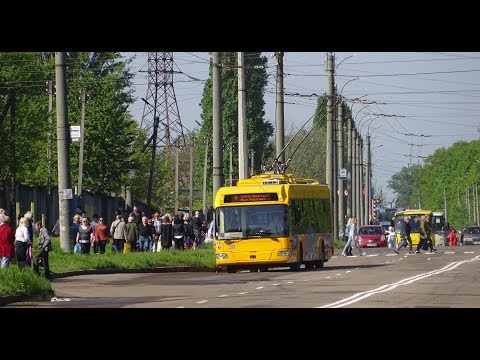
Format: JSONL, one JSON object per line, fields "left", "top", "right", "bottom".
{"left": 339, "top": 168, "right": 347, "bottom": 180}
{"left": 70, "top": 125, "right": 81, "bottom": 142}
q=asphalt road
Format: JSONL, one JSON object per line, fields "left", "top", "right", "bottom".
{"left": 6, "top": 245, "right": 480, "bottom": 308}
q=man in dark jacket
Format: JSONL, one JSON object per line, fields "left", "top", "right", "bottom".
{"left": 33, "top": 220, "right": 52, "bottom": 278}
{"left": 394, "top": 216, "right": 412, "bottom": 254}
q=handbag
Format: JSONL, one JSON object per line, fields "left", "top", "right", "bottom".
{"left": 74, "top": 242, "right": 81, "bottom": 253}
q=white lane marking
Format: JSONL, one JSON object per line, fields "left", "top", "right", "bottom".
{"left": 464, "top": 251, "right": 475, "bottom": 254}
{"left": 272, "top": 283, "right": 280, "bottom": 286}
{"left": 444, "top": 251, "right": 455, "bottom": 254}
{"left": 345, "top": 270, "right": 352, "bottom": 273}
{"left": 256, "top": 286, "right": 264, "bottom": 289}
{"left": 325, "top": 276, "right": 332, "bottom": 279}
{"left": 197, "top": 300, "right": 208, "bottom": 304}
{"left": 366, "top": 254, "right": 379, "bottom": 257}
{"left": 287, "top": 281, "right": 293, "bottom": 284}
{"left": 335, "top": 273, "right": 342, "bottom": 276}
{"left": 177, "top": 306, "right": 185, "bottom": 308}
{"left": 218, "top": 294, "right": 229, "bottom": 297}
{"left": 318, "top": 255, "right": 480, "bottom": 308}
{"left": 386, "top": 254, "right": 398, "bottom": 257}
{"left": 237, "top": 292, "right": 248, "bottom": 295}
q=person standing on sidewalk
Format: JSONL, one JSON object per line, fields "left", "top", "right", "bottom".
{"left": 33, "top": 220, "right": 51, "bottom": 278}
{"left": 0, "top": 214, "right": 15, "bottom": 269}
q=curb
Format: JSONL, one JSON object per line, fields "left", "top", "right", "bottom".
{"left": 0, "top": 290, "right": 55, "bottom": 307}
{"left": 1, "top": 267, "right": 224, "bottom": 306}
{"left": 49, "top": 266, "right": 222, "bottom": 279}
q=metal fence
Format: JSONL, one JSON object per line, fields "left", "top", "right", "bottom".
{"left": 0, "top": 184, "right": 127, "bottom": 230}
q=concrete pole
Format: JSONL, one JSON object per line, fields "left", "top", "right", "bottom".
{"left": 189, "top": 138, "right": 194, "bottom": 216}
{"left": 203, "top": 138, "right": 209, "bottom": 215}
{"left": 47, "top": 80, "right": 53, "bottom": 195}
{"left": 77, "top": 89, "right": 86, "bottom": 197}
{"left": 238, "top": 52, "right": 249, "bottom": 179}
{"left": 364, "top": 135, "right": 371, "bottom": 224}
{"left": 325, "top": 53, "right": 335, "bottom": 234}
{"left": 275, "top": 52, "right": 285, "bottom": 164}
{"left": 250, "top": 149, "right": 255, "bottom": 175}
{"left": 352, "top": 128, "right": 358, "bottom": 221}
{"left": 55, "top": 52, "right": 72, "bottom": 252}
{"left": 337, "top": 102, "right": 344, "bottom": 234}
{"left": 229, "top": 143, "right": 233, "bottom": 185}
{"left": 175, "top": 141, "right": 179, "bottom": 215}
{"left": 212, "top": 52, "right": 224, "bottom": 202}
{"left": 332, "top": 87, "right": 338, "bottom": 238}
{"left": 346, "top": 116, "right": 353, "bottom": 220}
{"left": 356, "top": 135, "right": 362, "bottom": 225}
{"left": 359, "top": 138, "right": 365, "bottom": 226}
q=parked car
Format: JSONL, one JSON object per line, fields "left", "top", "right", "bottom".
{"left": 463, "top": 226, "right": 480, "bottom": 245}
{"left": 357, "top": 225, "right": 387, "bottom": 248}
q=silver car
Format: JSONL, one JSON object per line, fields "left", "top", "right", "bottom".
{"left": 463, "top": 226, "right": 480, "bottom": 245}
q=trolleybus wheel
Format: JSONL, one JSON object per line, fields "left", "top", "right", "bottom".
{"left": 290, "top": 245, "right": 302, "bottom": 271}
{"left": 315, "top": 246, "right": 324, "bottom": 268}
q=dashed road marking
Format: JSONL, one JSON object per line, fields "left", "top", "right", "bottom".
{"left": 464, "top": 251, "right": 475, "bottom": 254}
{"left": 255, "top": 286, "right": 264, "bottom": 290}
{"left": 287, "top": 281, "right": 293, "bottom": 284}
{"left": 345, "top": 270, "right": 352, "bottom": 273}
{"left": 218, "top": 294, "right": 229, "bottom": 297}
{"left": 335, "top": 273, "right": 342, "bottom": 276}
{"left": 325, "top": 276, "right": 332, "bottom": 279}
{"left": 272, "top": 283, "right": 280, "bottom": 286}
{"left": 197, "top": 300, "right": 208, "bottom": 304}
{"left": 237, "top": 292, "right": 248, "bottom": 295}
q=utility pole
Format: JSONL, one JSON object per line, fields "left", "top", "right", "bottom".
{"left": 203, "top": 138, "right": 209, "bottom": 216}
{"left": 365, "top": 135, "right": 371, "bottom": 224}
{"left": 444, "top": 187, "right": 448, "bottom": 226}
{"left": 212, "top": 52, "right": 224, "bottom": 202}
{"left": 47, "top": 80, "right": 53, "bottom": 195}
{"left": 175, "top": 140, "right": 179, "bottom": 215}
{"left": 229, "top": 143, "right": 234, "bottom": 185}
{"left": 274, "top": 52, "right": 285, "bottom": 164}
{"left": 238, "top": 52, "right": 249, "bottom": 179}
{"left": 250, "top": 149, "right": 255, "bottom": 176}
{"left": 189, "top": 138, "right": 194, "bottom": 216}
{"left": 325, "top": 53, "right": 335, "bottom": 234}
{"left": 55, "top": 52, "right": 72, "bottom": 252}
{"left": 346, "top": 116, "right": 353, "bottom": 219}
{"left": 78, "top": 88, "right": 86, "bottom": 197}
{"left": 337, "top": 101, "right": 345, "bottom": 234}
{"left": 475, "top": 181, "right": 480, "bottom": 225}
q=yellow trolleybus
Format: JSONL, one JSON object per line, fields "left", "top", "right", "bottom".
{"left": 392, "top": 209, "right": 435, "bottom": 246}
{"left": 213, "top": 173, "right": 333, "bottom": 273}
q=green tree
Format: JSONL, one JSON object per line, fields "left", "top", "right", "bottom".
{"left": 197, "top": 52, "right": 273, "bottom": 207}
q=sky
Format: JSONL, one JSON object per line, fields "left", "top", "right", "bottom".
{"left": 124, "top": 52, "right": 480, "bottom": 205}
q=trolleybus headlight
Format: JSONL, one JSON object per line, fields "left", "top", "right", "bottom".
{"left": 216, "top": 253, "right": 229, "bottom": 259}
{"left": 277, "top": 250, "right": 291, "bottom": 257}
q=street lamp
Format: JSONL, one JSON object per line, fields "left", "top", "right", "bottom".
{"left": 335, "top": 54, "right": 356, "bottom": 70}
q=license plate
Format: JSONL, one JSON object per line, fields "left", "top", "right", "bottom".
{"left": 367, "top": 243, "right": 377, "bottom": 247}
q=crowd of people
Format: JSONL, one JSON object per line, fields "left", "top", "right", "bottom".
{"left": 70, "top": 205, "right": 211, "bottom": 255}
{"left": 0, "top": 207, "right": 51, "bottom": 278}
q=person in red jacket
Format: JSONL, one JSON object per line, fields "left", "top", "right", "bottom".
{"left": 449, "top": 228, "right": 457, "bottom": 247}
{"left": 0, "top": 213, "right": 15, "bottom": 268}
